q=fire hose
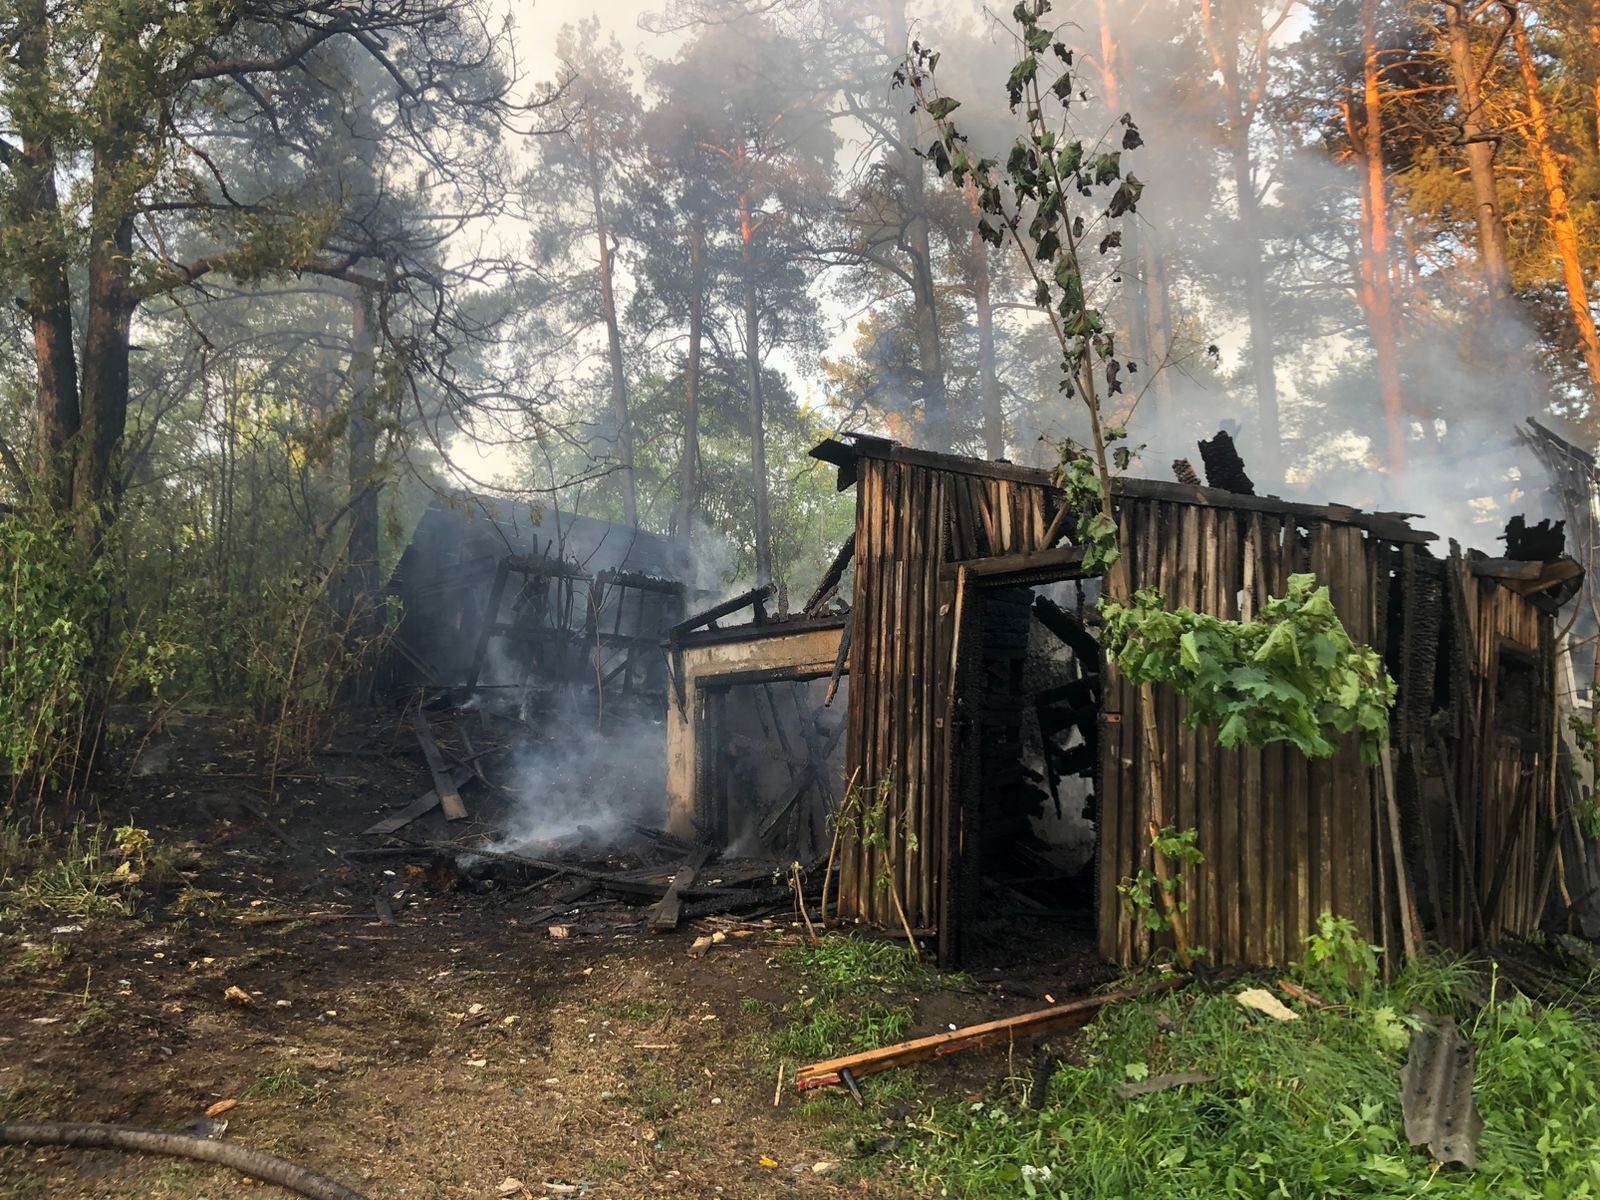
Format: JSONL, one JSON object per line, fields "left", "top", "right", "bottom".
{"left": 0, "top": 1121, "right": 371, "bottom": 1200}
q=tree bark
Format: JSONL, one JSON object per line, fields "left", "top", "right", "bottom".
{"left": 1515, "top": 16, "right": 1600, "bottom": 399}
{"left": 741, "top": 185, "right": 774, "bottom": 587}
{"left": 585, "top": 110, "right": 638, "bottom": 528}
{"left": 1096, "top": 1, "right": 1172, "bottom": 427}
{"left": 1351, "top": 0, "right": 1408, "bottom": 475}
{"left": 676, "top": 220, "right": 706, "bottom": 535}
{"left": 1199, "top": 0, "right": 1281, "bottom": 456}
{"left": 1442, "top": 0, "right": 1515, "bottom": 313}
{"left": 74, "top": 209, "right": 136, "bottom": 526}
{"left": 10, "top": 0, "right": 80, "bottom": 510}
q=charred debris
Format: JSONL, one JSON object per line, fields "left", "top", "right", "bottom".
{"left": 363, "top": 494, "right": 827, "bottom": 933}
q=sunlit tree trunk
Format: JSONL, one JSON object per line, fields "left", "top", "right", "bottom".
{"left": 1442, "top": 0, "right": 1514, "bottom": 312}
{"left": 676, "top": 220, "right": 706, "bottom": 535}
{"left": 740, "top": 176, "right": 774, "bottom": 586}
{"left": 1352, "top": 0, "right": 1408, "bottom": 474}
{"left": 1515, "top": 16, "right": 1600, "bottom": 399}
{"left": 584, "top": 109, "right": 638, "bottom": 528}
{"left": 1095, "top": 2, "right": 1174, "bottom": 426}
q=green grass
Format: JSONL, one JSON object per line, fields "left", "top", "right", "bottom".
{"left": 791, "top": 937, "right": 932, "bottom": 993}
{"left": 892, "top": 959, "right": 1600, "bottom": 1199}
{"left": 246, "top": 1066, "right": 314, "bottom": 1102}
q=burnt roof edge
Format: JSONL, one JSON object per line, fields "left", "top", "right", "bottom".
{"left": 811, "top": 436, "right": 1436, "bottom": 543}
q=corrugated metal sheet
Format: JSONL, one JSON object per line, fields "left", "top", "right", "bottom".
{"left": 1401, "top": 1016, "right": 1482, "bottom": 1167}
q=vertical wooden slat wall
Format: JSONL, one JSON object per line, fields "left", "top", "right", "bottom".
{"left": 1450, "top": 565, "right": 1557, "bottom": 943}
{"left": 838, "top": 456, "right": 1057, "bottom": 932}
{"left": 1100, "top": 502, "right": 1384, "bottom": 967}
{"left": 831, "top": 441, "right": 1563, "bottom": 965}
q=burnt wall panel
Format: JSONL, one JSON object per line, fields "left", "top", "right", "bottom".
{"left": 1101, "top": 501, "right": 1387, "bottom": 968}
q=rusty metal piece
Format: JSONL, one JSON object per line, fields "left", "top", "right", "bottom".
{"left": 1401, "top": 1016, "right": 1482, "bottom": 1168}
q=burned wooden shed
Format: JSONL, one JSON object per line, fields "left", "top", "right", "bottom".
{"left": 673, "top": 434, "right": 1586, "bottom": 969}
{"left": 387, "top": 496, "right": 689, "bottom": 702}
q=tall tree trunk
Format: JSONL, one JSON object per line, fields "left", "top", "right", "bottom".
{"left": 885, "top": 0, "right": 948, "bottom": 451}
{"left": 965, "top": 181, "right": 1004, "bottom": 459}
{"left": 338, "top": 290, "right": 380, "bottom": 633}
{"left": 11, "top": 0, "right": 79, "bottom": 510}
{"left": 677, "top": 221, "right": 706, "bottom": 534}
{"left": 1442, "top": 0, "right": 1515, "bottom": 314}
{"left": 1354, "top": 0, "right": 1408, "bottom": 476}
{"left": 585, "top": 112, "right": 637, "bottom": 528}
{"left": 741, "top": 188, "right": 774, "bottom": 587}
{"left": 1096, "top": 1, "right": 1172, "bottom": 427}
{"left": 74, "top": 210, "right": 135, "bottom": 528}
{"left": 1200, "top": 0, "right": 1281, "bottom": 456}
{"left": 1516, "top": 17, "right": 1600, "bottom": 398}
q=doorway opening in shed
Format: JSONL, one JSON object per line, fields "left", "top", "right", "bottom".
{"left": 695, "top": 670, "right": 850, "bottom": 864}
{"left": 945, "top": 559, "right": 1103, "bottom": 966}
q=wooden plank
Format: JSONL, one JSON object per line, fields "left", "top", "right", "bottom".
{"left": 649, "top": 845, "right": 715, "bottom": 932}
{"left": 412, "top": 709, "right": 468, "bottom": 821}
{"left": 794, "top": 978, "right": 1188, "bottom": 1089}
{"left": 940, "top": 545, "right": 1090, "bottom": 581}
{"left": 669, "top": 585, "right": 774, "bottom": 638}
{"left": 1177, "top": 504, "right": 1203, "bottom": 945}
{"left": 1468, "top": 557, "right": 1543, "bottom": 581}
{"left": 363, "top": 766, "right": 474, "bottom": 835}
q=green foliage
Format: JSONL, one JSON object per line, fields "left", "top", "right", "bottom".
{"left": 0, "top": 821, "right": 167, "bottom": 919}
{"left": 1565, "top": 716, "right": 1600, "bottom": 839}
{"left": 1054, "top": 446, "right": 1120, "bottom": 574}
{"left": 793, "top": 937, "right": 927, "bottom": 994}
{"left": 0, "top": 511, "right": 104, "bottom": 788}
{"left": 1118, "top": 826, "right": 1204, "bottom": 954}
{"left": 1294, "top": 911, "right": 1383, "bottom": 1001}
{"left": 892, "top": 976, "right": 1600, "bottom": 1199}
{"left": 1101, "top": 574, "right": 1397, "bottom": 765}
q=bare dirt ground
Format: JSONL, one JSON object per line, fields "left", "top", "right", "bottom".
{"left": 0, "top": 712, "right": 1113, "bottom": 1200}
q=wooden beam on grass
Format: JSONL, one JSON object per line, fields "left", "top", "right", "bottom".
{"left": 793, "top": 978, "right": 1187, "bottom": 1091}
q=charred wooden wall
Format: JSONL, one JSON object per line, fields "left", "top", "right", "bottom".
{"left": 1434, "top": 560, "right": 1558, "bottom": 945}
{"left": 836, "top": 447, "right": 1060, "bottom": 934}
{"left": 820, "top": 436, "right": 1570, "bottom": 969}
{"left": 1099, "top": 500, "right": 1387, "bottom": 966}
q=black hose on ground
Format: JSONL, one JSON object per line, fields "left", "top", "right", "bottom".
{"left": 0, "top": 1121, "right": 371, "bottom": 1200}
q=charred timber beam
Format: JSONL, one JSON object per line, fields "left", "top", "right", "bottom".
{"left": 940, "top": 545, "right": 1090, "bottom": 584}
{"left": 595, "top": 568, "right": 686, "bottom": 595}
{"left": 809, "top": 437, "right": 1053, "bottom": 488}
{"left": 503, "top": 553, "right": 591, "bottom": 581}
{"left": 669, "top": 585, "right": 774, "bottom": 639}
{"left": 412, "top": 709, "right": 467, "bottom": 821}
{"left": 1469, "top": 558, "right": 1544, "bottom": 581}
{"left": 803, "top": 533, "right": 855, "bottom": 616}
{"left": 1109, "top": 478, "right": 1435, "bottom": 543}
